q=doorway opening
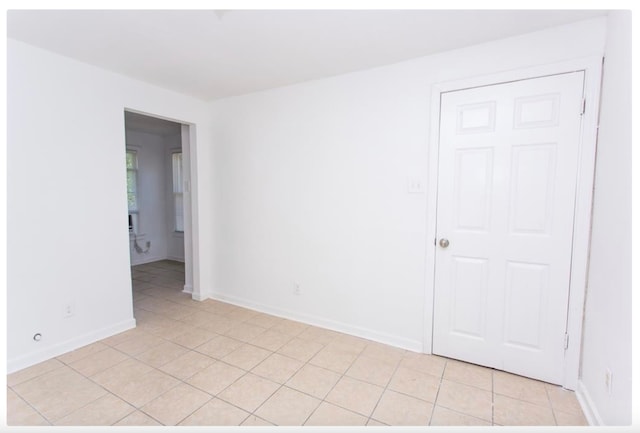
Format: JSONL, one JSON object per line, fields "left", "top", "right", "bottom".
{"left": 123, "top": 110, "right": 197, "bottom": 309}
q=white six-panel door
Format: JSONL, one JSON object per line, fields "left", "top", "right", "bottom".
{"left": 432, "top": 72, "right": 585, "bottom": 384}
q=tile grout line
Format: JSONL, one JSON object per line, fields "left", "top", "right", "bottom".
{"left": 426, "top": 358, "right": 447, "bottom": 426}
{"left": 7, "top": 385, "right": 54, "bottom": 426}
{"left": 365, "top": 350, "right": 407, "bottom": 426}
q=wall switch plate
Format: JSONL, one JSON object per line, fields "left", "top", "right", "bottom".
{"left": 64, "top": 303, "right": 75, "bottom": 318}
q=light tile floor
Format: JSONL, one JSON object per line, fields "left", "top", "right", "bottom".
{"left": 7, "top": 260, "right": 589, "bottom": 427}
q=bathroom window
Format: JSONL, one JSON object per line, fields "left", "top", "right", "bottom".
{"left": 126, "top": 150, "right": 138, "bottom": 213}
{"left": 172, "top": 152, "right": 184, "bottom": 232}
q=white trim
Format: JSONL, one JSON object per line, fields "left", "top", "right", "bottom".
{"left": 182, "top": 284, "right": 193, "bottom": 295}
{"left": 576, "top": 380, "right": 603, "bottom": 426}
{"left": 130, "top": 255, "right": 165, "bottom": 266}
{"left": 209, "top": 290, "right": 423, "bottom": 353}
{"left": 7, "top": 318, "right": 136, "bottom": 374}
{"left": 166, "top": 255, "right": 185, "bottom": 263}
{"left": 423, "top": 56, "right": 603, "bottom": 390}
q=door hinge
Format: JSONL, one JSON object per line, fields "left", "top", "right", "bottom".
{"left": 564, "top": 333, "right": 570, "bottom": 350}
{"left": 580, "top": 98, "right": 586, "bottom": 116}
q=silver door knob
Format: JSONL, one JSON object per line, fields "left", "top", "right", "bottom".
{"left": 439, "top": 238, "right": 450, "bottom": 248}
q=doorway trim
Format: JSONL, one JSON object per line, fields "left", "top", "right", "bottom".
{"left": 422, "top": 56, "right": 603, "bottom": 390}
{"left": 123, "top": 108, "right": 201, "bottom": 302}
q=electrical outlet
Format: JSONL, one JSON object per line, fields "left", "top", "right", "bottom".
{"left": 407, "top": 177, "right": 425, "bottom": 194}
{"left": 293, "top": 282, "right": 301, "bottom": 296}
{"left": 64, "top": 303, "right": 75, "bottom": 318}
{"left": 605, "top": 368, "right": 613, "bottom": 394}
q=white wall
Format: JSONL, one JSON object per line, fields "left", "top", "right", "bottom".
{"left": 577, "top": 11, "right": 632, "bottom": 426}
{"left": 7, "top": 39, "right": 212, "bottom": 372}
{"left": 208, "top": 18, "right": 608, "bottom": 351}
{"left": 164, "top": 133, "right": 186, "bottom": 262}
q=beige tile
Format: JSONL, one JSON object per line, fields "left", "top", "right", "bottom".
{"left": 271, "top": 319, "right": 309, "bottom": 336}
{"left": 309, "top": 345, "right": 358, "bottom": 374}
{"left": 159, "top": 350, "right": 215, "bottom": 381}
{"left": 217, "top": 373, "right": 280, "bottom": 412}
{"left": 222, "top": 344, "right": 271, "bottom": 370}
{"left": 114, "top": 410, "right": 162, "bottom": 426}
{"left": 141, "top": 383, "right": 211, "bottom": 426}
{"left": 278, "top": 337, "right": 323, "bottom": 362}
{"left": 135, "top": 341, "right": 189, "bottom": 368}
{"left": 13, "top": 366, "right": 107, "bottom": 421}
{"left": 332, "top": 334, "right": 369, "bottom": 352}
{"left": 435, "top": 379, "right": 492, "bottom": 422}
{"left": 388, "top": 366, "right": 440, "bottom": 402}
{"left": 68, "top": 347, "right": 128, "bottom": 377}
{"left": 361, "top": 342, "right": 406, "bottom": 364}
{"left": 6, "top": 388, "right": 49, "bottom": 426}
{"left": 251, "top": 353, "right": 304, "bottom": 384}
{"left": 494, "top": 394, "right": 555, "bottom": 426}
{"left": 241, "top": 415, "right": 274, "bottom": 426}
{"left": 198, "top": 315, "right": 240, "bottom": 334}
{"left": 255, "top": 386, "right": 320, "bottom": 426}
{"left": 430, "top": 405, "right": 491, "bottom": 426}
{"left": 169, "top": 328, "right": 217, "bottom": 349}
{"left": 399, "top": 352, "right": 446, "bottom": 378}
{"left": 113, "top": 332, "right": 165, "bottom": 356}
{"left": 8, "top": 358, "right": 65, "bottom": 387}
{"left": 443, "top": 359, "right": 492, "bottom": 391}
{"left": 555, "top": 409, "right": 588, "bottom": 426}
{"left": 225, "top": 322, "right": 267, "bottom": 342}
{"left": 305, "top": 401, "right": 368, "bottom": 426}
{"left": 179, "top": 397, "right": 250, "bottom": 426}
{"left": 54, "top": 393, "right": 134, "bottom": 426}
{"left": 143, "top": 319, "right": 192, "bottom": 339}
{"left": 325, "top": 376, "right": 384, "bottom": 417}
{"left": 297, "top": 326, "right": 340, "bottom": 345}
{"left": 195, "top": 335, "right": 243, "bottom": 359}
{"left": 97, "top": 368, "right": 180, "bottom": 408}
{"left": 250, "top": 329, "right": 293, "bottom": 351}
{"left": 346, "top": 355, "right": 398, "bottom": 387}
{"left": 187, "top": 361, "right": 245, "bottom": 395}
{"left": 246, "top": 313, "right": 284, "bottom": 329}
{"left": 178, "top": 310, "right": 215, "bottom": 327}
{"left": 371, "top": 389, "right": 432, "bottom": 426}
{"left": 545, "top": 383, "right": 583, "bottom": 415}
{"left": 286, "top": 364, "right": 341, "bottom": 399}
{"left": 367, "top": 418, "right": 388, "bottom": 426}
{"left": 226, "top": 307, "right": 260, "bottom": 322}
{"left": 101, "top": 327, "right": 145, "bottom": 347}
{"left": 56, "top": 342, "right": 109, "bottom": 365}
{"left": 90, "top": 358, "right": 152, "bottom": 385}
{"left": 493, "top": 371, "right": 550, "bottom": 407}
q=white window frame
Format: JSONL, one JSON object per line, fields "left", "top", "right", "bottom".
{"left": 171, "top": 151, "right": 184, "bottom": 233}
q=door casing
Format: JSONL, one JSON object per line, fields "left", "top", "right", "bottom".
{"left": 423, "top": 57, "right": 603, "bottom": 390}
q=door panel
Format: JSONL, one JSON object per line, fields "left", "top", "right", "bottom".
{"left": 432, "top": 72, "right": 585, "bottom": 384}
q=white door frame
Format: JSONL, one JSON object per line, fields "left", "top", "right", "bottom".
{"left": 123, "top": 108, "right": 202, "bottom": 303}
{"left": 423, "top": 56, "right": 603, "bottom": 390}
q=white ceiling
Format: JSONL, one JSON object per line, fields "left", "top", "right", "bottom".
{"left": 8, "top": 9, "right": 608, "bottom": 101}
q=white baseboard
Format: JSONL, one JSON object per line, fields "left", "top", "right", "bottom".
{"left": 208, "top": 290, "right": 422, "bottom": 353}
{"left": 130, "top": 255, "right": 165, "bottom": 266}
{"left": 166, "top": 255, "right": 185, "bottom": 263}
{"left": 576, "top": 380, "right": 603, "bottom": 426}
{"left": 7, "top": 318, "right": 136, "bottom": 374}
{"left": 182, "top": 284, "right": 193, "bottom": 294}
